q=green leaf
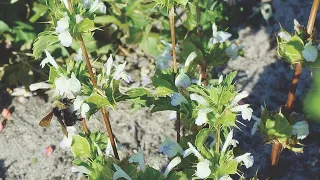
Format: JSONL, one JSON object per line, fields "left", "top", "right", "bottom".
{"left": 155, "top": 86, "right": 174, "bottom": 96}
{"left": 29, "top": 2, "right": 48, "bottom": 23}
{"left": 195, "top": 128, "right": 212, "bottom": 157}
{"left": 168, "top": 171, "right": 188, "bottom": 180}
{"left": 94, "top": 15, "right": 127, "bottom": 29}
{"left": 217, "top": 159, "right": 238, "bottom": 176}
{"left": 90, "top": 159, "right": 114, "bottom": 180}
{"left": 181, "top": 40, "right": 204, "bottom": 64}
{"left": 175, "top": 0, "right": 188, "bottom": 6}
{"left": 281, "top": 35, "right": 304, "bottom": 63}
{"left": 126, "top": 88, "right": 153, "bottom": 98}
{"left": 265, "top": 112, "right": 292, "bottom": 138}
{"left": 86, "top": 92, "right": 112, "bottom": 117}
{"left": 137, "top": 167, "right": 165, "bottom": 180}
{"left": 71, "top": 135, "right": 92, "bottom": 159}
{"left": 139, "top": 32, "right": 160, "bottom": 56}
{"left": 0, "top": 20, "right": 10, "bottom": 33}
{"left": 74, "top": 18, "right": 95, "bottom": 33}
{"left": 33, "top": 35, "right": 59, "bottom": 59}
{"left": 48, "top": 66, "right": 59, "bottom": 84}
{"left": 152, "top": 97, "right": 179, "bottom": 112}
{"left": 183, "top": 2, "right": 197, "bottom": 31}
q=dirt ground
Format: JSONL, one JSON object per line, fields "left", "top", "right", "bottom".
{"left": 0, "top": 0, "right": 320, "bottom": 179}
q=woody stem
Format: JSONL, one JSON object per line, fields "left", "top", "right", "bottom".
{"left": 169, "top": 6, "right": 181, "bottom": 142}
{"left": 270, "top": 0, "right": 319, "bottom": 176}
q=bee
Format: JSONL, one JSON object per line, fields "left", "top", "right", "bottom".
{"left": 39, "top": 98, "right": 82, "bottom": 136}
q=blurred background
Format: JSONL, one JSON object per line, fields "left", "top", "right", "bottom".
{"left": 0, "top": 0, "right": 319, "bottom": 179}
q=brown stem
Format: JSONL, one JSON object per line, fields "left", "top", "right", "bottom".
{"left": 81, "top": 118, "right": 90, "bottom": 136}
{"left": 200, "top": 62, "right": 207, "bottom": 86}
{"left": 169, "top": 7, "right": 181, "bottom": 142}
{"left": 78, "top": 35, "right": 119, "bottom": 160}
{"left": 270, "top": 0, "right": 319, "bottom": 176}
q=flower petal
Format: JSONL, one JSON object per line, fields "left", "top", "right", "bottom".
{"left": 163, "top": 157, "right": 181, "bottom": 178}
{"left": 58, "top": 31, "right": 73, "bottom": 47}
{"left": 196, "top": 159, "right": 211, "bottom": 179}
{"left": 235, "top": 153, "right": 254, "bottom": 168}
{"left": 190, "top": 94, "right": 208, "bottom": 106}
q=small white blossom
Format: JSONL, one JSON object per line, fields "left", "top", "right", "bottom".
{"left": 113, "top": 164, "right": 132, "bottom": 180}
{"left": 175, "top": 73, "right": 191, "bottom": 89}
{"left": 218, "top": 75, "right": 223, "bottom": 84}
{"left": 29, "top": 82, "right": 51, "bottom": 91}
{"left": 294, "top": 19, "right": 301, "bottom": 32}
{"left": 195, "top": 108, "right": 213, "bottom": 126}
{"left": 209, "top": 23, "right": 232, "bottom": 44}
{"left": 40, "top": 50, "right": 59, "bottom": 69}
{"left": 60, "top": 0, "right": 69, "bottom": 9}
{"left": 163, "top": 157, "right": 181, "bottom": 178}
{"left": 60, "top": 126, "right": 77, "bottom": 149}
{"left": 292, "top": 121, "right": 309, "bottom": 140}
{"left": 184, "top": 52, "right": 197, "bottom": 67}
{"left": 278, "top": 31, "right": 292, "bottom": 42}
{"left": 170, "top": 92, "right": 188, "bottom": 106}
{"left": 196, "top": 159, "right": 211, "bottom": 179}
{"left": 302, "top": 42, "right": 318, "bottom": 62}
{"left": 105, "top": 55, "right": 113, "bottom": 76}
{"left": 190, "top": 94, "right": 208, "bottom": 106}
{"left": 168, "top": 111, "right": 177, "bottom": 121}
{"left": 235, "top": 153, "right": 254, "bottom": 168}
{"left": 56, "top": 16, "right": 69, "bottom": 33}
{"left": 58, "top": 31, "right": 73, "bottom": 47}
{"left": 221, "top": 129, "right": 236, "bottom": 152}
{"left": 231, "top": 104, "right": 253, "bottom": 121}
{"left": 105, "top": 139, "right": 115, "bottom": 157}
{"left": 74, "top": 48, "right": 84, "bottom": 62}
{"left": 55, "top": 73, "right": 81, "bottom": 99}
{"left": 113, "top": 62, "right": 133, "bottom": 83}
{"left": 128, "top": 148, "right": 145, "bottom": 171}
{"left": 76, "top": 14, "right": 83, "bottom": 23}
{"left": 231, "top": 91, "right": 249, "bottom": 106}
{"left": 159, "top": 138, "right": 183, "bottom": 158}
{"left": 72, "top": 96, "right": 89, "bottom": 118}
{"left": 225, "top": 43, "right": 244, "bottom": 60}
{"left": 88, "top": 0, "right": 107, "bottom": 14}
{"left": 183, "top": 142, "right": 203, "bottom": 160}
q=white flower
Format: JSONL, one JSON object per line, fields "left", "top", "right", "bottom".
{"left": 195, "top": 108, "right": 213, "bottom": 126}
{"left": 128, "top": 148, "right": 145, "bottom": 171}
{"left": 209, "top": 23, "right": 232, "bottom": 44}
{"left": 183, "top": 142, "right": 203, "bottom": 160}
{"left": 74, "top": 48, "right": 84, "bottom": 61}
{"left": 221, "top": 129, "right": 235, "bottom": 152}
{"left": 235, "top": 153, "right": 254, "bottom": 168}
{"left": 40, "top": 50, "right": 59, "bottom": 69}
{"left": 230, "top": 91, "right": 253, "bottom": 121}
{"left": 175, "top": 73, "right": 191, "bottom": 89}
{"left": 72, "top": 96, "right": 89, "bottom": 118}
{"left": 294, "top": 19, "right": 301, "bottom": 32}
{"left": 251, "top": 115, "right": 260, "bottom": 135}
{"left": 105, "top": 55, "right": 113, "bottom": 76}
{"left": 71, "top": 166, "right": 91, "bottom": 175}
{"left": 88, "top": 0, "right": 107, "bottom": 14}
{"left": 190, "top": 94, "right": 208, "bottom": 106}
{"left": 219, "top": 175, "right": 233, "bottom": 180}
{"left": 163, "top": 157, "right": 181, "bottom": 178}
{"left": 55, "top": 73, "right": 81, "bottom": 99}
{"left": 231, "top": 104, "right": 253, "bottom": 121}
{"left": 82, "top": 0, "right": 91, "bottom": 8}
{"left": 56, "top": 16, "right": 69, "bottom": 33}
{"left": 60, "top": 126, "right": 77, "bottom": 149}
{"left": 29, "top": 82, "right": 51, "bottom": 91}
{"left": 196, "top": 159, "right": 211, "bottom": 179}
{"left": 292, "top": 121, "right": 309, "bottom": 140}
{"left": 60, "top": 0, "right": 69, "bottom": 9}
{"left": 231, "top": 91, "right": 249, "bottom": 106}
{"left": 278, "top": 31, "right": 292, "bottom": 42}
{"left": 76, "top": 14, "right": 83, "bottom": 23}
{"left": 302, "top": 42, "right": 318, "bottom": 62}
{"left": 218, "top": 75, "right": 223, "bottom": 84}
{"left": 170, "top": 92, "right": 188, "bottom": 106}
{"left": 113, "top": 62, "right": 132, "bottom": 83}
{"left": 106, "top": 139, "right": 115, "bottom": 157}
{"left": 225, "top": 43, "right": 244, "bottom": 60}
{"left": 58, "top": 31, "right": 73, "bottom": 47}
{"left": 113, "top": 164, "right": 132, "bottom": 180}
{"left": 159, "top": 138, "right": 183, "bottom": 158}
{"left": 184, "top": 52, "right": 197, "bottom": 67}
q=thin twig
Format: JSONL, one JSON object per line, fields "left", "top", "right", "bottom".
{"left": 81, "top": 118, "right": 90, "bottom": 136}
{"left": 270, "top": 0, "right": 319, "bottom": 176}
{"left": 169, "top": 6, "right": 180, "bottom": 142}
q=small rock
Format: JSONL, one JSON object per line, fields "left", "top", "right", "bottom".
{"left": 2, "top": 108, "right": 11, "bottom": 119}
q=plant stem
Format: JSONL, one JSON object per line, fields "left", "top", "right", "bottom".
{"left": 81, "top": 118, "right": 90, "bottom": 136}
{"left": 169, "top": 6, "right": 181, "bottom": 142}
{"left": 215, "top": 125, "right": 220, "bottom": 153}
{"left": 78, "top": 36, "right": 120, "bottom": 160}
{"left": 200, "top": 62, "right": 207, "bottom": 86}
{"left": 270, "top": 0, "right": 319, "bottom": 175}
